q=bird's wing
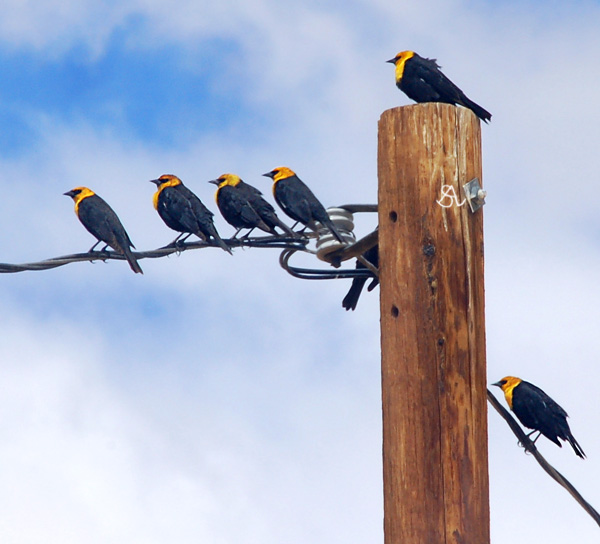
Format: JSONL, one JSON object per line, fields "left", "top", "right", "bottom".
{"left": 525, "top": 382, "right": 569, "bottom": 418}
{"left": 276, "top": 181, "right": 313, "bottom": 224}
{"left": 78, "top": 196, "right": 131, "bottom": 249}
{"left": 238, "top": 181, "right": 265, "bottom": 198}
{"left": 177, "top": 185, "right": 214, "bottom": 221}
{"left": 228, "top": 189, "right": 263, "bottom": 225}
{"left": 247, "top": 192, "right": 276, "bottom": 216}
{"left": 159, "top": 187, "right": 202, "bottom": 233}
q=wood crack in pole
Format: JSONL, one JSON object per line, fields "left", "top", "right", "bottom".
{"left": 378, "top": 103, "right": 490, "bottom": 544}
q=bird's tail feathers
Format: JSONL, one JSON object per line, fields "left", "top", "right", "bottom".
{"left": 462, "top": 96, "right": 492, "bottom": 123}
{"left": 568, "top": 435, "right": 586, "bottom": 459}
{"left": 342, "top": 278, "right": 367, "bottom": 311}
{"left": 324, "top": 219, "right": 345, "bottom": 243}
{"left": 275, "top": 217, "right": 299, "bottom": 238}
{"left": 213, "top": 233, "right": 233, "bottom": 255}
{"left": 123, "top": 247, "right": 144, "bottom": 274}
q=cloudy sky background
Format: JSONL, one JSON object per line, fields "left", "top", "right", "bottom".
{"left": 0, "top": 0, "right": 599, "bottom": 542}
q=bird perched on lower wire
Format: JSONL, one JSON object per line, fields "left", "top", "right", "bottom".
{"left": 387, "top": 51, "right": 491, "bottom": 123}
{"left": 493, "top": 376, "right": 585, "bottom": 458}
{"left": 263, "top": 167, "right": 344, "bottom": 243}
{"left": 342, "top": 244, "right": 379, "bottom": 311}
{"left": 209, "top": 173, "right": 297, "bottom": 238}
{"left": 150, "top": 174, "right": 232, "bottom": 254}
{"left": 64, "top": 187, "right": 143, "bottom": 274}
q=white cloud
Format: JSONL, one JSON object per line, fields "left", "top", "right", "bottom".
{"left": 0, "top": 297, "right": 382, "bottom": 543}
{"left": 0, "top": 0, "right": 129, "bottom": 57}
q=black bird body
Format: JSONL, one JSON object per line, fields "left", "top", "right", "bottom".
{"left": 64, "top": 187, "right": 143, "bottom": 274}
{"left": 342, "top": 244, "right": 379, "bottom": 311}
{"left": 210, "top": 174, "right": 296, "bottom": 237}
{"left": 151, "top": 174, "right": 231, "bottom": 254}
{"left": 216, "top": 184, "right": 267, "bottom": 231}
{"left": 387, "top": 51, "right": 491, "bottom": 123}
{"left": 263, "top": 167, "right": 344, "bottom": 243}
{"left": 235, "top": 179, "right": 297, "bottom": 237}
{"left": 493, "top": 376, "right": 585, "bottom": 458}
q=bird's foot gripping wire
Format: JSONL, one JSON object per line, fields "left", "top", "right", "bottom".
{"left": 88, "top": 240, "right": 102, "bottom": 253}
{"left": 240, "top": 229, "right": 255, "bottom": 240}
{"left": 517, "top": 433, "right": 539, "bottom": 455}
{"left": 87, "top": 244, "right": 112, "bottom": 264}
{"left": 161, "top": 234, "right": 194, "bottom": 255}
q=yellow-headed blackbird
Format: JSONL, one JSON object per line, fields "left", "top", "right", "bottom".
{"left": 263, "top": 167, "right": 344, "bottom": 243}
{"left": 342, "top": 244, "right": 379, "bottom": 311}
{"left": 150, "top": 174, "right": 232, "bottom": 254}
{"left": 387, "top": 51, "right": 492, "bottom": 123}
{"left": 209, "top": 173, "right": 297, "bottom": 237}
{"left": 493, "top": 376, "right": 585, "bottom": 458}
{"left": 64, "top": 187, "right": 143, "bottom": 274}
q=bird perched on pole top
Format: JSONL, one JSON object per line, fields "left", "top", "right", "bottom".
{"left": 64, "top": 187, "right": 143, "bottom": 274}
{"left": 150, "top": 174, "right": 232, "bottom": 254}
{"left": 209, "top": 173, "right": 297, "bottom": 238}
{"left": 387, "top": 50, "right": 492, "bottom": 123}
{"left": 263, "top": 166, "right": 345, "bottom": 243}
{"left": 493, "top": 376, "right": 585, "bottom": 458}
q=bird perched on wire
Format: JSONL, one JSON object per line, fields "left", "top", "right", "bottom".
{"left": 263, "top": 166, "right": 344, "bottom": 243}
{"left": 387, "top": 51, "right": 491, "bottom": 123}
{"left": 493, "top": 376, "right": 585, "bottom": 458}
{"left": 64, "top": 187, "right": 143, "bottom": 274}
{"left": 209, "top": 173, "right": 297, "bottom": 238}
{"left": 342, "top": 244, "right": 379, "bottom": 311}
{"left": 150, "top": 174, "right": 232, "bottom": 254}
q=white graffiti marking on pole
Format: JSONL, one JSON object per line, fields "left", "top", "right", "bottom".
{"left": 436, "top": 185, "right": 466, "bottom": 208}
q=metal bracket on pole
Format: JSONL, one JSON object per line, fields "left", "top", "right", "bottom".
{"left": 463, "top": 178, "right": 487, "bottom": 213}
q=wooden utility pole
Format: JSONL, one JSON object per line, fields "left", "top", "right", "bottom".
{"left": 377, "top": 103, "right": 490, "bottom": 544}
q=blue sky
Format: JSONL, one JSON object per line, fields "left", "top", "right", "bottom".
{"left": 1, "top": 1, "right": 600, "bottom": 543}
{"left": 0, "top": 36, "right": 252, "bottom": 153}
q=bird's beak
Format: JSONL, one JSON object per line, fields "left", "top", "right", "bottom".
{"left": 63, "top": 190, "right": 75, "bottom": 197}
{"left": 149, "top": 179, "right": 161, "bottom": 185}
{"left": 208, "top": 179, "right": 220, "bottom": 186}
{"left": 386, "top": 58, "right": 397, "bottom": 64}
{"left": 262, "top": 172, "right": 274, "bottom": 179}
{"left": 491, "top": 381, "right": 502, "bottom": 388}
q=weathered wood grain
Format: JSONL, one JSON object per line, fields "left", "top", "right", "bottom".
{"left": 378, "top": 103, "right": 489, "bottom": 544}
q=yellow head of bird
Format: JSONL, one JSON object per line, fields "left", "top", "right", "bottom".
{"left": 150, "top": 174, "right": 183, "bottom": 210}
{"left": 386, "top": 50, "right": 415, "bottom": 65}
{"left": 262, "top": 166, "right": 296, "bottom": 183}
{"left": 386, "top": 50, "right": 415, "bottom": 82}
{"left": 209, "top": 173, "right": 242, "bottom": 203}
{"left": 492, "top": 376, "right": 522, "bottom": 409}
{"left": 149, "top": 174, "right": 182, "bottom": 188}
{"left": 210, "top": 173, "right": 242, "bottom": 188}
{"left": 64, "top": 186, "right": 95, "bottom": 207}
